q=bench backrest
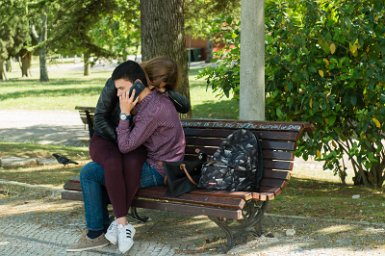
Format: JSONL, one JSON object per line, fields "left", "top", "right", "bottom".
{"left": 181, "top": 119, "right": 309, "bottom": 199}
{"left": 75, "top": 106, "right": 310, "bottom": 200}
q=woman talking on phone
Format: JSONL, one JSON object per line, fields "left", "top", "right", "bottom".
{"left": 89, "top": 57, "right": 186, "bottom": 253}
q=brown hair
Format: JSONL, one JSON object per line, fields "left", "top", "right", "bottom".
{"left": 141, "top": 56, "right": 179, "bottom": 90}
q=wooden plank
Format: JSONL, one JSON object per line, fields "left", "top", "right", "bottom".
{"left": 62, "top": 190, "right": 83, "bottom": 201}
{"left": 64, "top": 182, "right": 81, "bottom": 191}
{"left": 263, "top": 169, "right": 291, "bottom": 180}
{"left": 255, "top": 131, "right": 299, "bottom": 141}
{"left": 64, "top": 178, "right": 80, "bottom": 191}
{"left": 263, "top": 160, "right": 293, "bottom": 170}
{"left": 136, "top": 187, "right": 245, "bottom": 209}
{"left": 75, "top": 106, "right": 96, "bottom": 112}
{"left": 185, "top": 137, "right": 225, "bottom": 147}
{"left": 257, "top": 186, "right": 283, "bottom": 200}
{"left": 189, "top": 189, "right": 254, "bottom": 201}
{"left": 252, "top": 191, "right": 273, "bottom": 201}
{"left": 61, "top": 188, "right": 247, "bottom": 218}
{"left": 186, "top": 137, "right": 297, "bottom": 151}
{"left": 188, "top": 138, "right": 298, "bottom": 151}
{"left": 262, "top": 150, "right": 294, "bottom": 161}
{"left": 185, "top": 149, "right": 294, "bottom": 162}
{"left": 259, "top": 178, "right": 286, "bottom": 189}
{"left": 63, "top": 178, "right": 248, "bottom": 209}
{"left": 184, "top": 128, "right": 300, "bottom": 141}
{"left": 181, "top": 119, "right": 309, "bottom": 133}
{"left": 132, "top": 199, "right": 244, "bottom": 219}
{"left": 262, "top": 141, "right": 296, "bottom": 151}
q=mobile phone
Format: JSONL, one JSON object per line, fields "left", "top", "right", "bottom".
{"left": 128, "top": 79, "right": 145, "bottom": 100}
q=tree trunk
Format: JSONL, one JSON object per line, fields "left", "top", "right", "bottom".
{"left": 5, "top": 59, "right": 12, "bottom": 72}
{"left": 84, "top": 52, "right": 90, "bottom": 76}
{"left": 39, "top": 11, "right": 49, "bottom": 82}
{"left": 20, "top": 49, "right": 32, "bottom": 77}
{"left": 240, "top": 0, "right": 265, "bottom": 120}
{"left": 0, "top": 59, "right": 5, "bottom": 80}
{"left": 140, "top": 0, "right": 191, "bottom": 117}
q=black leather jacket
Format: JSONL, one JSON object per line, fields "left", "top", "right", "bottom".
{"left": 93, "top": 78, "right": 190, "bottom": 142}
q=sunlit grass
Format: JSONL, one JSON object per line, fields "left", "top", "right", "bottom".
{"left": 268, "top": 178, "right": 385, "bottom": 223}
{"left": 0, "top": 60, "right": 239, "bottom": 118}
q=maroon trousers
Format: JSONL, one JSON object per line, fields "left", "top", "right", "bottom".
{"left": 90, "top": 134, "right": 146, "bottom": 218}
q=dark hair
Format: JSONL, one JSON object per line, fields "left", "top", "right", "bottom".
{"left": 111, "top": 60, "right": 148, "bottom": 86}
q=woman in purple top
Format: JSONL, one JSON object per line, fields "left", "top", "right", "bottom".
{"left": 94, "top": 57, "right": 185, "bottom": 253}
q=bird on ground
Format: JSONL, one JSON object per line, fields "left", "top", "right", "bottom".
{"left": 52, "top": 153, "right": 79, "bottom": 166}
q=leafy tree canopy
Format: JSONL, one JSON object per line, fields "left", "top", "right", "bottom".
{"left": 0, "top": 0, "right": 30, "bottom": 59}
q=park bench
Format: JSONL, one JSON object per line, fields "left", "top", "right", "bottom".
{"left": 62, "top": 106, "right": 311, "bottom": 250}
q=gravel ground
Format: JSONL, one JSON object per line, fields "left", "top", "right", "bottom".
{"left": 1, "top": 110, "right": 385, "bottom": 255}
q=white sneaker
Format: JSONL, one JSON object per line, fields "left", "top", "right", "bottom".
{"left": 118, "top": 223, "right": 136, "bottom": 253}
{"left": 104, "top": 220, "right": 118, "bottom": 245}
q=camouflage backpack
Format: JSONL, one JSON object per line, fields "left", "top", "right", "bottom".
{"left": 198, "top": 129, "right": 264, "bottom": 191}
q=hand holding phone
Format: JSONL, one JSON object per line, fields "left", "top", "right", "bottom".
{"left": 119, "top": 79, "right": 145, "bottom": 115}
{"left": 128, "top": 79, "right": 145, "bottom": 101}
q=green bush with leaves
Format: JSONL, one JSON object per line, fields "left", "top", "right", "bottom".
{"left": 197, "top": 16, "right": 240, "bottom": 99}
{"left": 199, "top": 0, "right": 385, "bottom": 188}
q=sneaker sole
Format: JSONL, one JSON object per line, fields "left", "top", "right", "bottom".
{"left": 119, "top": 241, "right": 134, "bottom": 254}
{"left": 66, "top": 242, "right": 109, "bottom": 252}
{"left": 105, "top": 233, "right": 117, "bottom": 245}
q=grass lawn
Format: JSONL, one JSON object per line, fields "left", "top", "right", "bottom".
{"left": 0, "top": 61, "right": 238, "bottom": 119}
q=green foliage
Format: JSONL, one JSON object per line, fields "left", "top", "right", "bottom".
{"left": 50, "top": 0, "right": 132, "bottom": 58}
{"left": 198, "top": 0, "right": 385, "bottom": 188}
{"left": 184, "top": 0, "right": 239, "bottom": 38}
{"left": 87, "top": 0, "right": 141, "bottom": 59}
{"left": 0, "top": 0, "right": 30, "bottom": 59}
{"left": 197, "top": 16, "right": 240, "bottom": 99}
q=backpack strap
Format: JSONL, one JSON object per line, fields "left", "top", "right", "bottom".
{"left": 180, "top": 164, "right": 198, "bottom": 185}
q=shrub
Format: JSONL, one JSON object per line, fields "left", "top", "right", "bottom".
{"left": 199, "top": 0, "right": 385, "bottom": 188}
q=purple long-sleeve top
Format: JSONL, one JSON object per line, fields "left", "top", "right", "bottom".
{"left": 116, "top": 90, "right": 185, "bottom": 176}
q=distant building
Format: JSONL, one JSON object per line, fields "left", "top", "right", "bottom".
{"left": 185, "top": 35, "right": 212, "bottom": 63}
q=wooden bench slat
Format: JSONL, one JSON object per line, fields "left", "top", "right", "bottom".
{"left": 64, "top": 179, "right": 80, "bottom": 191}
{"left": 253, "top": 186, "right": 284, "bottom": 201}
{"left": 136, "top": 187, "right": 245, "bottom": 209}
{"left": 184, "top": 128, "right": 300, "bottom": 141}
{"left": 185, "top": 149, "right": 294, "bottom": 162}
{"left": 182, "top": 119, "right": 310, "bottom": 133}
{"left": 263, "top": 169, "right": 291, "bottom": 180}
{"left": 185, "top": 142, "right": 296, "bottom": 156}
{"left": 262, "top": 141, "right": 296, "bottom": 151}
{"left": 132, "top": 200, "right": 244, "bottom": 219}
{"left": 264, "top": 160, "right": 293, "bottom": 170}
{"left": 62, "top": 189, "right": 244, "bottom": 219}
{"left": 185, "top": 137, "right": 297, "bottom": 151}
{"left": 262, "top": 150, "right": 294, "bottom": 161}
{"left": 62, "top": 190, "right": 83, "bottom": 201}
{"left": 63, "top": 177, "right": 251, "bottom": 208}
{"left": 260, "top": 178, "right": 286, "bottom": 189}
